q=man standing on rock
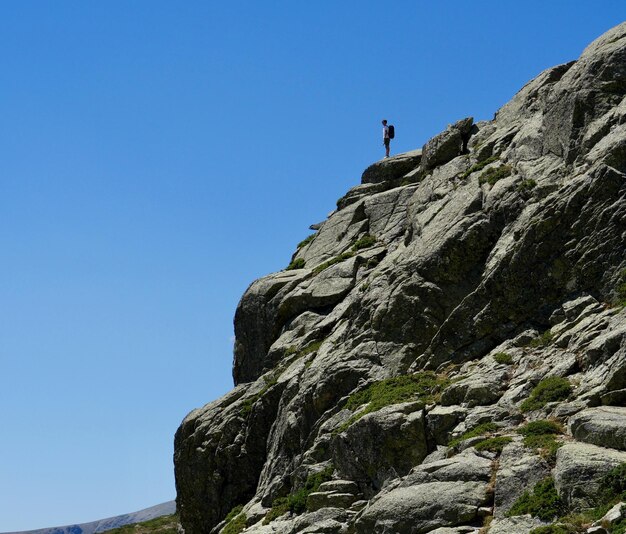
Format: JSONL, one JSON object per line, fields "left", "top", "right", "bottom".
{"left": 382, "top": 119, "right": 391, "bottom": 158}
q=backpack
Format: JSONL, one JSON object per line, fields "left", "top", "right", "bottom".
{"left": 388, "top": 125, "right": 395, "bottom": 139}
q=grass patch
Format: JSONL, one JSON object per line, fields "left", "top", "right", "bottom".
{"left": 312, "top": 251, "right": 355, "bottom": 275}
{"left": 493, "top": 352, "right": 513, "bottom": 365}
{"left": 345, "top": 372, "right": 448, "bottom": 412}
{"left": 264, "top": 467, "right": 334, "bottom": 524}
{"left": 518, "top": 178, "right": 538, "bottom": 192}
{"left": 225, "top": 505, "right": 244, "bottom": 523}
{"left": 474, "top": 436, "right": 513, "bottom": 453}
{"left": 337, "top": 372, "right": 450, "bottom": 433}
{"left": 103, "top": 515, "right": 179, "bottom": 534}
{"left": 312, "top": 235, "right": 378, "bottom": 275}
{"left": 529, "top": 329, "right": 555, "bottom": 348}
{"left": 612, "top": 519, "right": 626, "bottom": 534}
{"left": 519, "top": 420, "right": 563, "bottom": 461}
{"left": 520, "top": 377, "right": 572, "bottom": 413}
{"left": 286, "top": 258, "right": 306, "bottom": 271}
{"left": 479, "top": 164, "right": 513, "bottom": 186}
{"left": 285, "top": 340, "right": 324, "bottom": 360}
{"left": 223, "top": 510, "right": 247, "bottom": 534}
{"left": 283, "top": 346, "right": 298, "bottom": 357}
{"left": 297, "top": 234, "right": 315, "bottom": 249}
{"left": 519, "top": 420, "right": 562, "bottom": 437}
{"left": 530, "top": 526, "right": 573, "bottom": 534}
{"left": 299, "top": 340, "right": 324, "bottom": 357}
{"left": 508, "top": 477, "right": 566, "bottom": 521}
{"left": 448, "top": 422, "right": 499, "bottom": 448}
{"left": 352, "top": 234, "right": 377, "bottom": 251}
{"left": 461, "top": 155, "right": 499, "bottom": 179}
{"left": 263, "top": 500, "right": 290, "bottom": 525}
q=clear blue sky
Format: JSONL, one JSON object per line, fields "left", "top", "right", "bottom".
{"left": 0, "top": 1, "right": 623, "bottom": 530}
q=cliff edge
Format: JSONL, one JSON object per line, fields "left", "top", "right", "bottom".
{"left": 175, "top": 22, "right": 626, "bottom": 534}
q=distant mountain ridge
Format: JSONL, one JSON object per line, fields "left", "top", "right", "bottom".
{"left": 2, "top": 501, "right": 176, "bottom": 534}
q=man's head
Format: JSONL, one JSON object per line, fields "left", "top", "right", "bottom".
{"left": 382, "top": 119, "right": 388, "bottom": 125}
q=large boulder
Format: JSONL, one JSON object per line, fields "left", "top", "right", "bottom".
{"left": 494, "top": 441, "right": 552, "bottom": 517}
{"left": 488, "top": 516, "right": 546, "bottom": 534}
{"left": 569, "top": 407, "right": 626, "bottom": 451}
{"left": 421, "top": 117, "right": 473, "bottom": 170}
{"left": 332, "top": 402, "right": 428, "bottom": 494}
{"left": 360, "top": 149, "right": 422, "bottom": 184}
{"left": 354, "top": 449, "right": 491, "bottom": 533}
{"left": 354, "top": 480, "right": 488, "bottom": 533}
{"left": 554, "top": 442, "right": 626, "bottom": 510}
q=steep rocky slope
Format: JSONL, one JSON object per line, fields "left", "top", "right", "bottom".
{"left": 174, "top": 22, "right": 626, "bottom": 534}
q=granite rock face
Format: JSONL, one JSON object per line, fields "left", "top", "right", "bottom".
{"left": 174, "top": 23, "right": 626, "bottom": 534}
{"left": 360, "top": 149, "right": 422, "bottom": 184}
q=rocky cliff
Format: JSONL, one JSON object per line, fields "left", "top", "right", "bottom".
{"left": 174, "top": 22, "right": 626, "bottom": 534}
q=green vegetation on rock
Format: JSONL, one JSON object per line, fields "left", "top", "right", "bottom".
{"left": 448, "top": 422, "right": 499, "bottom": 447}
{"left": 474, "top": 436, "right": 513, "bottom": 453}
{"left": 102, "top": 515, "right": 179, "bottom": 534}
{"left": 264, "top": 466, "right": 334, "bottom": 524}
{"left": 345, "top": 372, "right": 448, "bottom": 414}
{"left": 461, "top": 155, "right": 499, "bottom": 179}
{"left": 479, "top": 164, "right": 513, "bottom": 185}
{"left": 240, "top": 375, "right": 278, "bottom": 417}
{"left": 529, "top": 329, "right": 555, "bottom": 348}
{"left": 297, "top": 234, "right": 316, "bottom": 249}
{"left": 352, "top": 234, "right": 377, "bottom": 251}
{"left": 311, "top": 235, "right": 376, "bottom": 275}
{"left": 240, "top": 339, "right": 328, "bottom": 416}
{"left": 599, "top": 462, "right": 626, "bottom": 503}
{"left": 529, "top": 525, "right": 573, "bottom": 534}
{"left": 493, "top": 352, "right": 513, "bottom": 365}
{"left": 286, "top": 257, "right": 306, "bottom": 271}
{"left": 508, "top": 477, "right": 566, "bottom": 521}
{"left": 337, "top": 372, "right": 450, "bottom": 433}
{"left": 312, "top": 251, "right": 355, "bottom": 275}
{"left": 284, "top": 340, "right": 325, "bottom": 360}
{"left": 299, "top": 340, "right": 324, "bottom": 357}
{"left": 519, "top": 420, "right": 562, "bottom": 436}
{"left": 520, "top": 377, "right": 572, "bottom": 412}
{"left": 222, "top": 508, "right": 247, "bottom": 534}
{"left": 518, "top": 178, "right": 538, "bottom": 192}
{"left": 224, "top": 505, "right": 244, "bottom": 523}
{"left": 518, "top": 420, "right": 563, "bottom": 461}
{"left": 541, "top": 464, "right": 626, "bottom": 533}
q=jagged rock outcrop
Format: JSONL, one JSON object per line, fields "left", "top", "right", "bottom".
{"left": 175, "top": 22, "right": 626, "bottom": 534}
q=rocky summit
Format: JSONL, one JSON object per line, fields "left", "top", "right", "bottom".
{"left": 174, "top": 22, "right": 626, "bottom": 534}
